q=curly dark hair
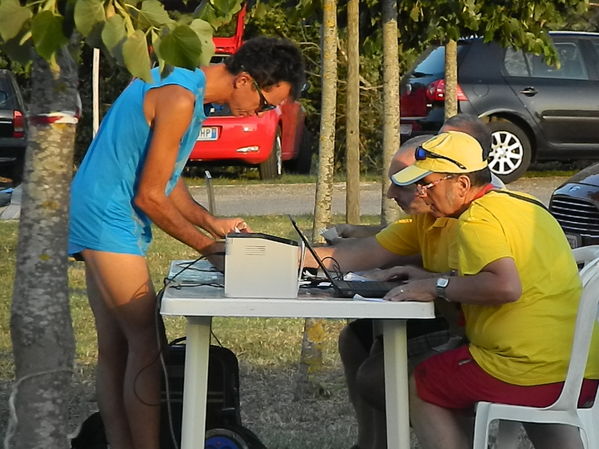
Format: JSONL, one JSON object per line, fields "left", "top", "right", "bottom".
{"left": 225, "top": 37, "right": 305, "bottom": 100}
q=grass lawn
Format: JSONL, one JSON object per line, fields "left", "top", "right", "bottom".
{"left": 0, "top": 214, "right": 382, "bottom": 449}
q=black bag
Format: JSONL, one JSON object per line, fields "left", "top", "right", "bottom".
{"left": 70, "top": 411, "right": 107, "bottom": 449}
{"left": 72, "top": 339, "right": 266, "bottom": 449}
{"left": 161, "top": 338, "right": 265, "bottom": 449}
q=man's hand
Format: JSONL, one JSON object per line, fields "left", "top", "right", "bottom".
{"left": 384, "top": 279, "right": 436, "bottom": 302}
{"left": 361, "top": 265, "right": 432, "bottom": 282}
{"left": 205, "top": 217, "right": 252, "bottom": 239}
{"left": 322, "top": 223, "right": 384, "bottom": 243}
{"left": 203, "top": 240, "right": 226, "bottom": 272}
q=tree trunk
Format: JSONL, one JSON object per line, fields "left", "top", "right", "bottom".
{"left": 7, "top": 45, "right": 78, "bottom": 449}
{"left": 444, "top": 39, "right": 458, "bottom": 119}
{"left": 345, "top": 0, "right": 360, "bottom": 225}
{"left": 312, "top": 0, "right": 338, "bottom": 241}
{"left": 296, "top": 0, "right": 338, "bottom": 399}
{"left": 380, "top": 0, "right": 400, "bottom": 225}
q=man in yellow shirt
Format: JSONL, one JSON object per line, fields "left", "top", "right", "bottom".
{"left": 388, "top": 131, "right": 599, "bottom": 449}
{"left": 307, "top": 134, "right": 457, "bottom": 449}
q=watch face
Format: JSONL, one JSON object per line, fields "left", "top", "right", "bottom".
{"left": 437, "top": 277, "right": 449, "bottom": 288}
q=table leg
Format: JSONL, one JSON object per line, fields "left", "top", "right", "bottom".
{"left": 180, "top": 316, "right": 212, "bottom": 449}
{"left": 382, "top": 319, "right": 409, "bottom": 449}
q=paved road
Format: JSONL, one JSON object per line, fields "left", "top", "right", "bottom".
{"left": 189, "top": 176, "right": 568, "bottom": 216}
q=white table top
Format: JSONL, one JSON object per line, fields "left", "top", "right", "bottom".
{"left": 160, "top": 260, "right": 435, "bottom": 320}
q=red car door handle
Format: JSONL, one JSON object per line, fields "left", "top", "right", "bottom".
{"left": 519, "top": 87, "right": 538, "bottom": 96}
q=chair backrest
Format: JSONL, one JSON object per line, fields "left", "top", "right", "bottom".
{"left": 573, "top": 246, "right": 599, "bottom": 283}
{"left": 551, "top": 256, "right": 599, "bottom": 411}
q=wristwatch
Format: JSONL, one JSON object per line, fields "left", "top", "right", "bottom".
{"left": 436, "top": 276, "right": 450, "bottom": 302}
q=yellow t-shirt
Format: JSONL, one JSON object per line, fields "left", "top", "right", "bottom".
{"left": 375, "top": 214, "right": 457, "bottom": 273}
{"left": 450, "top": 190, "right": 599, "bottom": 385}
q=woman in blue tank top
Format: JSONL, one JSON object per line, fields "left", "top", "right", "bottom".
{"left": 69, "top": 37, "right": 305, "bottom": 449}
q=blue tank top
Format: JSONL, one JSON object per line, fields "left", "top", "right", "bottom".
{"left": 69, "top": 67, "right": 207, "bottom": 256}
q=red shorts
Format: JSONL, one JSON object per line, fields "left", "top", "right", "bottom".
{"left": 414, "top": 345, "right": 599, "bottom": 410}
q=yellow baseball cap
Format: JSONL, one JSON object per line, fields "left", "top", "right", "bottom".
{"left": 391, "top": 131, "right": 488, "bottom": 186}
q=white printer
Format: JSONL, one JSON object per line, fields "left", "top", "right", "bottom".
{"left": 224, "top": 233, "right": 302, "bottom": 298}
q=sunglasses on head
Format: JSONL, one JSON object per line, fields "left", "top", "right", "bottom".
{"left": 414, "top": 146, "right": 467, "bottom": 170}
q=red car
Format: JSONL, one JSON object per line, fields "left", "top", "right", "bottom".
{"left": 188, "top": 7, "right": 311, "bottom": 179}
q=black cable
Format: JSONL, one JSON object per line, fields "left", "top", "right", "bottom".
{"left": 142, "top": 253, "right": 226, "bottom": 449}
{"left": 130, "top": 255, "right": 208, "bottom": 449}
{"left": 321, "top": 255, "right": 344, "bottom": 280}
{"left": 164, "top": 254, "right": 208, "bottom": 285}
{"left": 156, "top": 287, "right": 180, "bottom": 449}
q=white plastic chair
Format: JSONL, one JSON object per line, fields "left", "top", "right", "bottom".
{"left": 574, "top": 245, "right": 599, "bottom": 282}
{"left": 472, "top": 256, "right": 599, "bottom": 449}
{"left": 486, "top": 246, "right": 599, "bottom": 448}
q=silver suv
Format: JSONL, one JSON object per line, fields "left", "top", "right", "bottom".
{"left": 401, "top": 32, "right": 599, "bottom": 183}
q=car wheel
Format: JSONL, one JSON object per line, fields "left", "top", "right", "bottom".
{"left": 487, "top": 120, "right": 532, "bottom": 184}
{"left": 258, "top": 127, "right": 282, "bottom": 180}
{"left": 286, "top": 128, "right": 313, "bottom": 174}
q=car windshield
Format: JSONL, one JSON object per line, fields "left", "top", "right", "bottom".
{"left": 206, "top": 103, "right": 232, "bottom": 117}
{"left": 413, "top": 46, "right": 445, "bottom": 76}
{"left": 411, "top": 42, "right": 470, "bottom": 77}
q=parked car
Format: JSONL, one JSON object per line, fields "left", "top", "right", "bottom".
{"left": 0, "top": 69, "right": 27, "bottom": 185}
{"left": 401, "top": 32, "right": 599, "bottom": 183}
{"left": 549, "top": 162, "right": 599, "bottom": 248}
{"left": 187, "top": 5, "right": 312, "bottom": 179}
{"left": 191, "top": 101, "right": 311, "bottom": 179}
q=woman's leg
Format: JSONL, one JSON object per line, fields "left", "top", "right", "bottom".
{"left": 83, "top": 250, "right": 161, "bottom": 449}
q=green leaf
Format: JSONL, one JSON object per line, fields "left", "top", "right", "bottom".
{"left": 159, "top": 25, "right": 203, "bottom": 69}
{"left": 0, "top": 0, "right": 32, "bottom": 42}
{"left": 409, "top": 4, "right": 421, "bottom": 22}
{"left": 253, "top": 2, "right": 269, "bottom": 19}
{"left": 102, "top": 15, "right": 126, "bottom": 63}
{"left": 0, "top": 32, "right": 33, "bottom": 65}
{"left": 212, "top": 0, "right": 239, "bottom": 14}
{"left": 31, "top": 11, "right": 68, "bottom": 61}
{"left": 140, "top": 0, "right": 174, "bottom": 27}
{"left": 189, "top": 19, "right": 215, "bottom": 66}
{"left": 74, "top": 0, "right": 106, "bottom": 37}
{"left": 123, "top": 30, "right": 152, "bottom": 82}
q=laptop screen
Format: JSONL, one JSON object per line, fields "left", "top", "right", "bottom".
{"left": 288, "top": 215, "right": 344, "bottom": 286}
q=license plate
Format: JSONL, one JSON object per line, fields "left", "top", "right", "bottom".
{"left": 197, "top": 127, "right": 218, "bottom": 141}
{"left": 565, "top": 233, "right": 581, "bottom": 249}
{"left": 400, "top": 123, "right": 412, "bottom": 135}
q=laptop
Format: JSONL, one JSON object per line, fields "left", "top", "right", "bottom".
{"left": 289, "top": 216, "right": 404, "bottom": 298}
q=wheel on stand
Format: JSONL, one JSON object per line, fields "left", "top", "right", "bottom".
{"left": 205, "top": 426, "right": 267, "bottom": 449}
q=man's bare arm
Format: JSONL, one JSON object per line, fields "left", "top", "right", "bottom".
{"left": 304, "top": 235, "right": 421, "bottom": 273}
{"left": 168, "top": 179, "right": 249, "bottom": 238}
{"left": 385, "top": 257, "right": 522, "bottom": 304}
{"left": 134, "top": 85, "right": 220, "bottom": 254}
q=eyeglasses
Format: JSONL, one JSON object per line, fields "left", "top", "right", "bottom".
{"left": 251, "top": 78, "right": 276, "bottom": 113}
{"left": 414, "top": 146, "right": 467, "bottom": 170}
{"left": 416, "top": 175, "right": 454, "bottom": 196}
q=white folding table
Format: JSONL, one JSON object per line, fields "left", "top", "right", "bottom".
{"left": 160, "top": 260, "right": 434, "bottom": 449}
